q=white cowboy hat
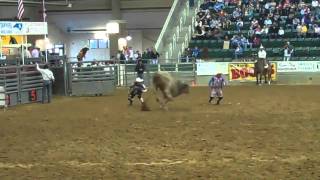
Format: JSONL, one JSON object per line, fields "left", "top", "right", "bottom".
{"left": 135, "top": 77, "right": 144, "bottom": 83}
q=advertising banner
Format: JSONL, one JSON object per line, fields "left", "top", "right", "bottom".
{"left": 277, "top": 61, "right": 320, "bottom": 72}
{"left": 197, "top": 62, "right": 229, "bottom": 75}
{"left": 0, "top": 21, "right": 48, "bottom": 35}
{"left": 229, "top": 63, "right": 277, "bottom": 81}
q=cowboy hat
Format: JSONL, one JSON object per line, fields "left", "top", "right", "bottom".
{"left": 135, "top": 77, "right": 144, "bottom": 83}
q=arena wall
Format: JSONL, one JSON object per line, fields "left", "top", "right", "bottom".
{"left": 195, "top": 73, "right": 320, "bottom": 86}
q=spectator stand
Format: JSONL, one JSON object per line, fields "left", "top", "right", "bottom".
{"left": 189, "top": 0, "right": 320, "bottom": 61}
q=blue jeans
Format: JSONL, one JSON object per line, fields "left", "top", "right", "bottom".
{"left": 42, "top": 80, "right": 52, "bottom": 103}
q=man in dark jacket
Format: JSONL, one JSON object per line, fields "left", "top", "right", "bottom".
{"left": 135, "top": 60, "right": 145, "bottom": 78}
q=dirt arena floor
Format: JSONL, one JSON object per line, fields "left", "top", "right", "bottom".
{"left": 0, "top": 86, "right": 320, "bottom": 179}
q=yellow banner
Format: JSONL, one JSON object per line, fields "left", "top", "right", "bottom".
{"left": 229, "top": 63, "right": 277, "bottom": 81}
{"left": 1, "top": 35, "right": 24, "bottom": 45}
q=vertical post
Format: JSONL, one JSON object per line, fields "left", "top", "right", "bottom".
{"left": 21, "top": 45, "right": 25, "bottom": 65}
{"left": 17, "top": 65, "right": 21, "bottom": 103}
{"left": 124, "top": 60, "right": 128, "bottom": 86}
{"left": 109, "top": 0, "right": 123, "bottom": 59}
{"left": 0, "top": 36, "right": 3, "bottom": 59}
{"left": 63, "top": 58, "right": 68, "bottom": 96}
{"left": 43, "top": 0, "right": 48, "bottom": 63}
{"left": 193, "top": 60, "right": 196, "bottom": 85}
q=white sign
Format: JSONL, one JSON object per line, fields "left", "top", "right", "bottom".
{"left": 277, "top": 61, "right": 320, "bottom": 72}
{"left": 0, "top": 21, "right": 48, "bottom": 35}
{"left": 197, "top": 62, "right": 229, "bottom": 75}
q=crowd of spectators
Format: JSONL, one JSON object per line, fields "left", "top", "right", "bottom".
{"left": 116, "top": 46, "right": 160, "bottom": 64}
{"left": 195, "top": 0, "right": 320, "bottom": 40}
{"left": 191, "top": 0, "right": 320, "bottom": 59}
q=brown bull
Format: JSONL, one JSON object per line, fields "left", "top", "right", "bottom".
{"left": 152, "top": 72, "right": 189, "bottom": 110}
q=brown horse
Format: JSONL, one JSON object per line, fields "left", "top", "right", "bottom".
{"left": 76, "top": 47, "right": 89, "bottom": 67}
{"left": 254, "top": 59, "right": 272, "bottom": 85}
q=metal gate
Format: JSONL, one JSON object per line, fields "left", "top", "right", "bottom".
{"left": 65, "top": 61, "right": 116, "bottom": 96}
{"left": 0, "top": 64, "right": 44, "bottom": 106}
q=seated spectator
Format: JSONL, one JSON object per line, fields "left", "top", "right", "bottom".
{"left": 251, "top": 18, "right": 259, "bottom": 30}
{"left": 232, "top": 8, "right": 242, "bottom": 20}
{"left": 261, "top": 25, "right": 269, "bottom": 38}
{"left": 252, "top": 36, "right": 261, "bottom": 48}
{"left": 214, "top": 2, "right": 224, "bottom": 12}
{"left": 314, "top": 24, "right": 320, "bottom": 37}
{"left": 255, "top": 25, "right": 262, "bottom": 36}
{"left": 234, "top": 45, "right": 244, "bottom": 59}
{"left": 245, "top": 5, "right": 255, "bottom": 21}
{"left": 296, "top": 23, "right": 302, "bottom": 37}
{"left": 312, "top": 0, "right": 319, "bottom": 9}
{"left": 292, "top": 17, "right": 300, "bottom": 29}
{"left": 231, "top": 35, "right": 240, "bottom": 48}
{"left": 269, "top": 24, "right": 279, "bottom": 38}
{"left": 223, "top": 36, "right": 230, "bottom": 49}
{"left": 195, "top": 26, "right": 206, "bottom": 37}
{"left": 240, "top": 35, "right": 251, "bottom": 50}
{"left": 278, "top": 27, "right": 285, "bottom": 38}
{"left": 236, "top": 18, "right": 244, "bottom": 32}
{"left": 212, "top": 28, "right": 224, "bottom": 39}
{"left": 301, "top": 23, "right": 308, "bottom": 37}
{"left": 264, "top": 17, "right": 273, "bottom": 26}
{"left": 192, "top": 46, "right": 201, "bottom": 59}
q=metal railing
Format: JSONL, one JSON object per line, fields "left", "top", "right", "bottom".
{"left": 155, "top": 0, "right": 202, "bottom": 62}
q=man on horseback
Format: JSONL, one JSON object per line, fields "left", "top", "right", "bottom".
{"left": 255, "top": 45, "right": 272, "bottom": 85}
{"left": 258, "top": 45, "right": 268, "bottom": 68}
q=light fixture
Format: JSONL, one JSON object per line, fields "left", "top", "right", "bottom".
{"left": 106, "top": 22, "right": 119, "bottom": 34}
{"left": 118, "top": 38, "right": 127, "bottom": 51}
{"left": 44, "top": 38, "right": 53, "bottom": 50}
{"left": 126, "top": 34, "right": 132, "bottom": 41}
{"left": 94, "top": 31, "right": 108, "bottom": 40}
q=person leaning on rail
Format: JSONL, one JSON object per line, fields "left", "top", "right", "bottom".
{"left": 36, "top": 63, "right": 55, "bottom": 104}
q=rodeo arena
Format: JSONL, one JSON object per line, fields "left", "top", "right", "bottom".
{"left": 1, "top": 0, "right": 320, "bottom": 179}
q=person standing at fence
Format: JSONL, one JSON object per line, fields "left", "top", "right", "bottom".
{"left": 208, "top": 73, "right": 226, "bottom": 105}
{"left": 135, "top": 60, "right": 145, "bottom": 79}
{"left": 283, "top": 42, "right": 293, "bottom": 61}
{"left": 36, "top": 63, "right": 55, "bottom": 103}
{"left": 31, "top": 47, "right": 41, "bottom": 58}
{"left": 151, "top": 48, "right": 160, "bottom": 64}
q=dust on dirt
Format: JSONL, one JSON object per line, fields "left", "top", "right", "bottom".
{"left": 0, "top": 86, "right": 319, "bottom": 179}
